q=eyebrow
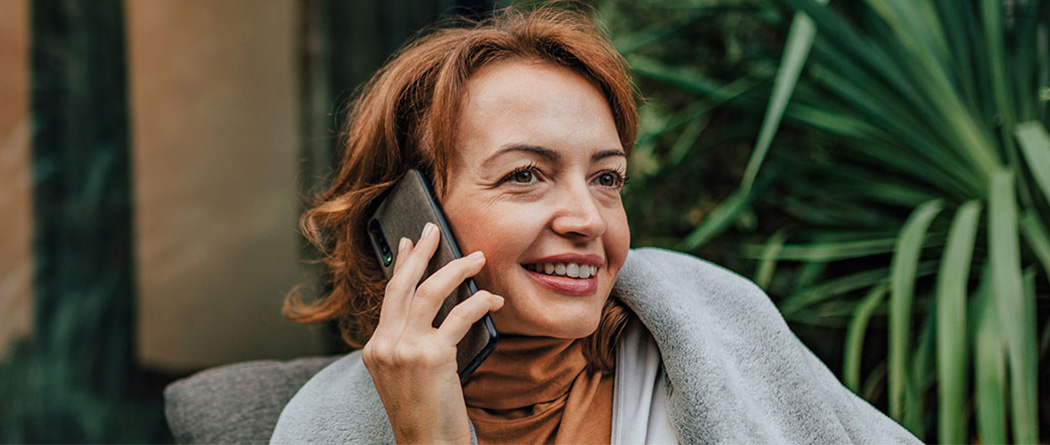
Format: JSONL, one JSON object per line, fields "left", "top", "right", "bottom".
{"left": 481, "top": 144, "right": 627, "bottom": 169}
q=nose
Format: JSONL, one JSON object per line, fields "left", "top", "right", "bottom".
{"left": 550, "top": 180, "right": 607, "bottom": 240}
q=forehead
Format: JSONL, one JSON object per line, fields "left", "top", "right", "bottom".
{"left": 452, "top": 59, "right": 621, "bottom": 165}
{"left": 463, "top": 59, "right": 602, "bottom": 111}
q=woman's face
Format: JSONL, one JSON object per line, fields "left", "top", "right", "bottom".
{"left": 442, "top": 60, "right": 630, "bottom": 338}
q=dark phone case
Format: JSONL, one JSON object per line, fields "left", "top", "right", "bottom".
{"left": 367, "top": 169, "right": 498, "bottom": 383}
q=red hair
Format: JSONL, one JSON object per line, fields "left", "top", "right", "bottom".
{"left": 284, "top": 4, "right": 638, "bottom": 372}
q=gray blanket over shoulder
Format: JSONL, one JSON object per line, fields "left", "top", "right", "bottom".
{"left": 271, "top": 248, "right": 920, "bottom": 444}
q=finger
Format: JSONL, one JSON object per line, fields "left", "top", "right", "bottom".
{"left": 385, "top": 223, "right": 440, "bottom": 299}
{"left": 436, "top": 290, "right": 504, "bottom": 344}
{"left": 391, "top": 237, "right": 413, "bottom": 276}
{"left": 405, "top": 251, "right": 486, "bottom": 331}
{"left": 377, "top": 236, "right": 415, "bottom": 331}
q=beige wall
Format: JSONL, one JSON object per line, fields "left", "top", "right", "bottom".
{"left": 0, "top": 0, "right": 326, "bottom": 369}
{"left": 128, "top": 0, "right": 324, "bottom": 371}
{"left": 0, "top": 0, "right": 31, "bottom": 359}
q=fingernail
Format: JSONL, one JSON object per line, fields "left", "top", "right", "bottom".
{"left": 398, "top": 237, "right": 409, "bottom": 253}
{"left": 421, "top": 222, "right": 435, "bottom": 238}
{"left": 467, "top": 251, "right": 484, "bottom": 261}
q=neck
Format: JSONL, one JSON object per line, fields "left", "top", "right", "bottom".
{"left": 462, "top": 336, "right": 586, "bottom": 411}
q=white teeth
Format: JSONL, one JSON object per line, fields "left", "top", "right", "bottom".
{"left": 526, "top": 262, "right": 599, "bottom": 278}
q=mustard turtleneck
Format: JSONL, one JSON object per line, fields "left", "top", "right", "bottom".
{"left": 462, "top": 336, "right": 613, "bottom": 444}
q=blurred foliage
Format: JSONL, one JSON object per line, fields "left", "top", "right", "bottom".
{"left": 596, "top": 0, "right": 1050, "bottom": 442}
{"left": 0, "top": 340, "right": 169, "bottom": 443}
{"left": 1, "top": 0, "right": 169, "bottom": 442}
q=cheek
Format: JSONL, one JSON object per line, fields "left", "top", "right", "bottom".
{"left": 445, "top": 199, "right": 536, "bottom": 260}
{"left": 443, "top": 193, "right": 491, "bottom": 250}
{"left": 604, "top": 207, "right": 631, "bottom": 271}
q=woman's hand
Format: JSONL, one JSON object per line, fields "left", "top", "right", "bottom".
{"left": 362, "top": 222, "right": 504, "bottom": 445}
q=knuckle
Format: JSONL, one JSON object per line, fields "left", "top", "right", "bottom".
{"left": 391, "top": 340, "right": 447, "bottom": 368}
{"left": 392, "top": 344, "right": 420, "bottom": 365}
{"left": 364, "top": 341, "right": 393, "bottom": 366}
{"left": 446, "top": 304, "right": 478, "bottom": 325}
{"left": 452, "top": 255, "right": 478, "bottom": 268}
{"left": 384, "top": 276, "right": 403, "bottom": 295}
{"left": 420, "top": 349, "right": 446, "bottom": 367}
{"left": 470, "top": 290, "right": 500, "bottom": 306}
{"left": 454, "top": 257, "right": 483, "bottom": 276}
{"left": 362, "top": 343, "right": 378, "bottom": 367}
{"left": 415, "top": 236, "right": 438, "bottom": 257}
{"left": 414, "top": 282, "right": 440, "bottom": 301}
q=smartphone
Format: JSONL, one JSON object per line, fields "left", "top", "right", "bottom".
{"left": 366, "top": 169, "right": 499, "bottom": 383}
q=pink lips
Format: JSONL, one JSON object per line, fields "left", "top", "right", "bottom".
{"left": 520, "top": 253, "right": 603, "bottom": 296}
{"left": 524, "top": 268, "right": 598, "bottom": 295}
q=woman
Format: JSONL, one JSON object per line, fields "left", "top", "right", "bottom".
{"left": 271, "top": 6, "right": 919, "bottom": 444}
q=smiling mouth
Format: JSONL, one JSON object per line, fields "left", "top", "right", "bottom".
{"left": 521, "top": 262, "right": 599, "bottom": 279}
{"left": 520, "top": 263, "right": 599, "bottom": 295}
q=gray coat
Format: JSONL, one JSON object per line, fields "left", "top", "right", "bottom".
{"left": 270, "top": 248, "right": 921, "bottom": 444}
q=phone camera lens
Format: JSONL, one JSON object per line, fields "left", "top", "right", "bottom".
{"left": 369, "top": 219, "right": 394, "bottom": 266}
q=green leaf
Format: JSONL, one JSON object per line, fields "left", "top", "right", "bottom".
{"left": 740, "top": 0, "right": 829, "bottom": 193}
{"left": 909, "top": 308, "right": 936, "bottom": 438}
{"left": 780, "top": 196, "right": 902, "bottom": 229}
{"left": 988, "top": 169, "right": 1039, "bottom": 444}
{"left": 743, "top": 237, "right": 934, "bottom": 262}
{"left": 1020, "top": 211, "right": 1050, "bottom": 286}
{"left": 861, "top": 359, "right": 888, "bottom": 402}
{"left": 784, "top": 101, "right": 880, "bottom": 139}
{"left": 808, "top": 59, "right": 979, "bottom": 186}
{"left": 780, "top": 261, "right": 938, "bottom": 317}
{"left": 793, "top": 260, "right": 827, "bottom": 292}
{"left": 745, "top": 238, "right": 890, "bottom": 260}
{"left": 1016, "top": 121, "right": 1050, "bottom": 206}
{"left": 935, "top": 200, "right": 980, "bottom": 444}
{"left": 863, "top": 0, "right": 951, "bottom": 74}
{"left": 981, "top": 0, "right": 1018, "bottom": 154}
{"left": 974, "top": 266, "right": 1007, "bottom": 445}
{"left": 933, "top": 0, "right": 978, "bottom": 104}
{"left": 888, "top": 199, "right": 942, "bottom": 429}
{"left": 779, "top": 0, "right": 929, "bottom": 118}
{"left": 754, "top": 229, "right": 788, "bottom": 289}
{"left": 1021, "top": 268, "right": 1040, "bottom": 436}
{"left": 638, "top": 76, "right": 760, "bottom": 145}
{"left": 677, "top": 189, "right": 751, "bottom": 251}
{"left": 612, "top": 15, "right": 697, "bottom": 55}
{"left": 630, "top": 55, "right": 741, "bottom": 99}
{"left": 668, "top": 116, "right": 707, "bottom": 166}
{"left": 1042, "top": 315, "right": 1050, "bottom": 360}
{"left": 843, "top": 284, "right": 886, "bottom": 393}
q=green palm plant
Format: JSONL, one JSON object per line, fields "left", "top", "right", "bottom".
{"left": 604, "top": 0, "right": 1049, "bottom": 442}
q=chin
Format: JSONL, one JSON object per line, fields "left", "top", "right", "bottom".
{"left": 491, "top": 295, "right": 605, "bottom": 339}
